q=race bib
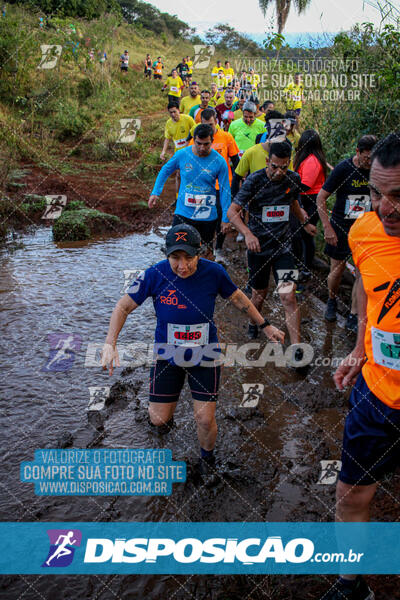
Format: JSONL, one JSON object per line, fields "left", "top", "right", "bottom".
{"left": 170, "top": 86, "right": 178, "bottom": 93}
{"left": 167, "top": 323, "right": 209, "bottom": 346}
{"left": 371, "top": 327, "right": 400, "bottom": 370}
{"left": 184, "top": 193, "right": 216, "bottom": 207}
{"left": 262, "top": 205, "right": 290, "bottom": 223}
{"left": 174, "top": 138, "right": 187, "bottom": 149}
{"left": 344, "top": 195, "right": 370, "bottom": 219}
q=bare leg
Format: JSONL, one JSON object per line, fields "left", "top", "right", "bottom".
{"left": 279, "top": 288, "right": 300, "bottom": 344}
{"left": 193, "top": 400, "right": 217, "bottom": 450}
{"left": 328, "top": 258, "right": 346, "bottom": 299}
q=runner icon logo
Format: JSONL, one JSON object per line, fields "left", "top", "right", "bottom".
{"left": 42, "top": 529, "right": 82, "bottom": 567}
{"left": 122, "top": 269, "right": 144, "bottom": 295}
{"left": 240, "top": 383, "right": 264, "bottom": 407}
{"left": 88, "top": 386, "right": 111, "bottom": 411}
{"left": 41, "top": 333, "right": 82, "bottom": 372}
{"left": 37, "top": 44, "right": 62, "bottom": 70}
{"left": 193, "top": 45, "right": 215, "bottom": 69}
{"left": 318, "top": 460, "right": 342, "bottom": 485}
{"left": 275, "top": 269, "right": 299, "bottom": 294}
{"left": 117, "top": 118, "right": 141, "bottom": 144}
{"left": 42, "top": 195, "right": 67, "bottom": 220}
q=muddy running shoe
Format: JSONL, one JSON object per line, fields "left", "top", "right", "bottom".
{"left": 236, "top": 232, "right": 244, "bottom": 242}
{"left": 215, "top": 249, "right": 224, "bottom": 264}
{"left": 324, "top": 297, "right": 337, "bottom": 322}
{"left": 293, "top": 347, "right": 310, "bottom": 376}
{"left": 248, "top": 323, "right": 258, "bottom": 339}
{"left": 198, "top": 455, "right": 220, "bottom": 487}
{"left": 345, "top": 313, "right": 358, "bottom": 334}
{"left": 323, "top": 576, "right": 374, "bottom": 600}
{"left": 299, "top": 269, "right": 312, "bottom": 282}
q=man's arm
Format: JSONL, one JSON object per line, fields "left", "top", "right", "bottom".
{"left": 230, "top": 172, "right": 243, "bottom": 198}
{"left": 334, "top": 272, "right": 367, "bottom": 390}
{"left": 227, "top": 184, "right": 260, "bottom": 252}
{"left": 228, "top": 289, "right": 285, "bottom": 342}
{"left": 316, "top": 188, "right": 337, "bottom": 246}
{"left": 160, "top": 138, "right": 169, "bottom": 161}
{"left": 149, "top": 153, "right": 179, "bottom": 207}
{"left": 217, "top": 160, "right": 232, "bottom": 232}
{"left": 291, "top": 198, "right": 316, "bottom": 236}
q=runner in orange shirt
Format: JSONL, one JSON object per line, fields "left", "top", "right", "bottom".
{"left": 326, "top": 133, "right": 400, "bottom": 600}
{"left": 189, "top": 107, "right": 239, "bottom": 261}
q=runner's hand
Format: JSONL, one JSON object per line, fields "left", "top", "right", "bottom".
{"left": 244, "top": 232, "right": 261, "bottom": 253}
{"left": 333, "top": 348, "right": 365, "bottom": 390}
{"left": 304, "top": 223, "right": 317, "bottom": 236}
{"left": 101, "top": 343, "right": 120, "bottom": 376}
{"left": 220, "top": 222, "right": 230, "bottom": 235}
{"left": 148, "top": 195, "right": 159, "bottom": 208}
{"left": 262, "top": 325, "right": 285, "bottom": 343}
{"left": 160, "top": 153, "right": 166, "bottom": 161}
{"left": 324, "top": 224, "right": 338, "bottom": 246}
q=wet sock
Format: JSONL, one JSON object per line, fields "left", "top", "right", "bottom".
{"left": 200, "top": 447, "right": 214, "bottom": 459}
{"left": 338, "top": 577, "right": 356, "bottom": 589}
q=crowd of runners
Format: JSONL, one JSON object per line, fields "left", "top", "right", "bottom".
{"left": 101, "top": 56, "right": 400, "bottom": 600}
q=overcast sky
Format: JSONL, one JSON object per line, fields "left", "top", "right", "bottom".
{"left": 149, "top": 0, "right": 384, "bottom": 39}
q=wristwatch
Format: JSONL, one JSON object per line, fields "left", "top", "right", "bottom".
{"left": 259, "top": 319, "right": 271, "bottom": 329}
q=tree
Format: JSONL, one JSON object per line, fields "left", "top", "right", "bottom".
{"left": 258, "top": 0, "right": 312, "bottom": 34}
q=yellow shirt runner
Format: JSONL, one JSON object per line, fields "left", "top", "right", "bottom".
{"left": 164, "top": 114, "right": 195, "bottom": 152}
{"left": 164, "top": 75, "right": 184, "bottom": 98}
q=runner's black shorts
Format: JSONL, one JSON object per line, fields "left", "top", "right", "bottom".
{"left": 149, "top": 359, "right": 221, "bottom": 403}
{"left": 154, "top": 74, "right": 162, "bottom": 80}
{"left": 324, "top": 218, "right": 353, "bottom": 261}
{"left": 120, "top": 66, "right": 128, "bottom": 72}
{"left": 339, "top": 372, "right": 400, "bottom": 485}
{"left": 172, "top": 214, "right": 218, "bottom": 246}
{"left": 247, "top": 251, "right": 296, "bottom": 290}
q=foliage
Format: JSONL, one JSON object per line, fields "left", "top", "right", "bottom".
{"left": 304, "top": 22, "right": 400, "bottom": 164}
{"left": 8, "top": 0, "right": 122, "bottom": 19}
{"left": 52, "top": 208, "right": 120, "bottom": 240}
{"left": 205, "top": 24, "right": 263, "bottom": 55}
{"left": 258, "top": 0, "right": 312, "bottom": 34}
{"left": 118, "top": 0, "right": 190, "bottom": 38}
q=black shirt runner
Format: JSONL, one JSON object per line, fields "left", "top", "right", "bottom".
{"left": 232, "top": 168, "right": 301, "bottom": 256}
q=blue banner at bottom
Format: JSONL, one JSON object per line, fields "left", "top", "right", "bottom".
{"left": 1, "top": 522, "right": 399, "bottom": 574}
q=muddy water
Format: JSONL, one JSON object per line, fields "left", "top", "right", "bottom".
{"left": 0, "top": 227, "right": 366, "bottom": 599}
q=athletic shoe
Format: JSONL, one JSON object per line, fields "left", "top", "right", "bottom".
{"left": 345, "top": 313, "right": 358, "bottom": 334}
{"left": 293, "top": 347, "right": 310, "bottom": 376}
{"left": 324, "top": 297, "right": 337, "bottom": 322}
{"left": 248, "top": 323, "right": 258, "bottom": 339}
{"left": 323, "top": 576, "right": 374, "bottom": 599}
{"left": 198, "top": 455, "right": 219, "bottom": 487}
{"left": 295, "top": 282, "right": 306, "bottom": 295}
{"left": 236, "top": 232, "right": 244, "bottom": 242}
{"left": 215, "top": 249, "right": 224, "bottom": 263}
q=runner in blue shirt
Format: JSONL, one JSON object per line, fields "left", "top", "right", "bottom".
{"left": 149, "top": 123, "right": 231, "bottom": 259}
{"left": 101, "top": 224, "right": 284, "bottom": 479}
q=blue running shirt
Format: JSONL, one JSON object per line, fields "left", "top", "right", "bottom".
{"left": 151, "top": 146, "right": 231, "bottom": 222}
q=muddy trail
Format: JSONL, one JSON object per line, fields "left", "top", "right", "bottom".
{"left": 1, "top": 201, "right": 399, "bottom": 599}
